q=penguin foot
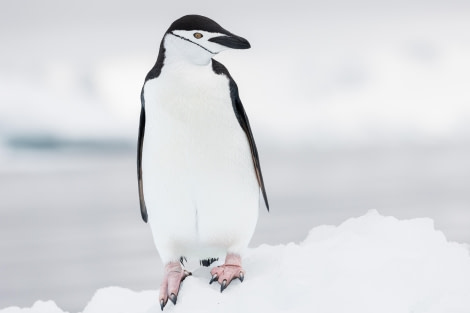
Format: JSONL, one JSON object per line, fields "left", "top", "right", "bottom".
{"left": 209, "top": 253, "right": 244, "bottom": 292}
{"left": 159, "top": 261, "right": 191, "bottom": 310}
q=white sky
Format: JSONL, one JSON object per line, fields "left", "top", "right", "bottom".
{"left": 1, "top": 0, "right": 470, "bottom": 146}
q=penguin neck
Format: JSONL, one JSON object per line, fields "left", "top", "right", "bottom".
{"left": 163, "top": 34, "right": 215, "bottom": 66}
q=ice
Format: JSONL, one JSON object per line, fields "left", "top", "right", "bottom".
{"left": 2, "top": 211, "right": 469, "bottom": 313}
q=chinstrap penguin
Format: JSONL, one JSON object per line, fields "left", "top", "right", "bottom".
{"left": 137, "top": 14, "right": 269, "bottom": 310}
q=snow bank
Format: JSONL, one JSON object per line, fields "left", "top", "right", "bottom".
{"left": 0, "top": 301, "right": 66, "bottom": 313}
{"left": 2, "top": 211, "right": 470, "bottom": 313}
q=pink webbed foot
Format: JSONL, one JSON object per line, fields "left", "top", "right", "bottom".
{"left": 159, "top": 262, "right": 191, "bottom": 310}
{"left": 209, "top": 253, "right": 245, "bottom": 292}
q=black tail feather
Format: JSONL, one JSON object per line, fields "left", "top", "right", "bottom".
{"left": 200, "top": 258, "right": 219, "bottom": 267}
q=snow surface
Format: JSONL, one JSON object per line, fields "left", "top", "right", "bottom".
{"left": 2, "top": 210, "right": 470, "bottom": 313}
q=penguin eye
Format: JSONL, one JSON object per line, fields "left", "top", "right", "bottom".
{"left": 193, "top": 32, "right": 203, "bottom": 39}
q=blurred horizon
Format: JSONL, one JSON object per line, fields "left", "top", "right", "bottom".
{"left": 1, "top": 0, "right": 470, "bottom": 312}
{"left": 2, "top": 0, "right": 470, "bottom": 151}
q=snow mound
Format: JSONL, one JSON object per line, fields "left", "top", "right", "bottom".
{"left": 0, "top": 301, "right": 66, "bottom": 313}
{"left": 2, "top": 211, "right": 470, "bottom": 313}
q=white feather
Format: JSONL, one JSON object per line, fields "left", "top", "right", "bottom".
{"left": 142, "top": 56, "right": 259, "bottom": 264}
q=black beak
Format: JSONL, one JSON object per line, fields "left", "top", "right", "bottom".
{"left": 208, "top": 34, "right": 251, "bottom": 49}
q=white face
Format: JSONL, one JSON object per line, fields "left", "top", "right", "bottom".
{"left": 163, "top": 30, "right": 230, "bottom": 65}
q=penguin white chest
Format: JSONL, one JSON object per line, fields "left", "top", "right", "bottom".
{"left": 142, "top": 62, "right": 259, "bottom": 262}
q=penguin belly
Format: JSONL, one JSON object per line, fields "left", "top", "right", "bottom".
{"left": 142, "top": 63, "right": 259, "bottom": 264}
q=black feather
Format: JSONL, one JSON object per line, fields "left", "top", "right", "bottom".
{"left": 211, "top": 59, "right": 270, "bottom": 211}
{"left": 137, "top": 41, "right": 166, "bottom": 223}
{"left": 166, "top": 15, "right": 234, "bottom": 36}
{"left": 200, "top": 258, "right": 219, "bottom": 267}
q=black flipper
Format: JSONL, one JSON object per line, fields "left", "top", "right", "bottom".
{"left": 137, "top": 42, "right": 166, "bottom": 223}
{"left": 211, "top": 59, "right": 270, "bottom": 211}
{"left": 137, "top": 87, "right": 148, "bottom": 223}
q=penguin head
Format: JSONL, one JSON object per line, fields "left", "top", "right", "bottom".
{"left": 162, "top": 15, "right": 251, "bottom": 65}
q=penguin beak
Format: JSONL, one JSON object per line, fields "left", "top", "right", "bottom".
{"left": 208, "top": 34, "right": 251, "bottom": 49}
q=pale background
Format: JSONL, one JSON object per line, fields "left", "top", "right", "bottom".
{"left": 1, "top": 0, "right": 470, "bottom": 311}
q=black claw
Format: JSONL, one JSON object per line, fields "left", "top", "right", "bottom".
{"left": 239, "top": 272, "right": 244, "bottom": 282}
{"left": 184, "top": 270, "right": 192, "bottom": 277}
{"left": 160, "top": 299, "right": 166, "bottom": 311}
{"left": 209, "top": 274, "right": 218, "bottom": 284}
{"left": 220, "top": 279, "right": 228, "bottom": 293}
{"left": 169, "top": 293, "right": 177, "bottom": 305}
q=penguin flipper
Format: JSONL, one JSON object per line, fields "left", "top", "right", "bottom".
{"left": 138, "top": 43, "right": 166, "bottom": 223}
{"left": 137, "top": 87, "right": 148, "bottom": 222}
{"left": 212, "top": 59, "right": 270, "bottom": 211}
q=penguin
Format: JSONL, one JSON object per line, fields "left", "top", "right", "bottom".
{"left": 137, "top": 15, "right": 269, "bottom": 310}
